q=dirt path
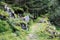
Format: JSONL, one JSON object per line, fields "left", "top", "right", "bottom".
{"left": 26, "top": 23, "right": 40, "bottom": 40}
{"left": 26, "top": 17, "right": 50, "bottom": 40}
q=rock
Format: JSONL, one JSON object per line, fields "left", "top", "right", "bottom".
{"left": 0, "top": 15, "right": 6, "bottom": 20}
{"left": 38, "top": 18, "right": 46, "bottom": 23}
{"left": 4, "top": 4, "right": 15, "bottom": 18}
{"left": 24, "top": 15, "right": 30, "bottom": 23}
{"left": 20, "top": 23, "right": 28, "bottom": 30}
{"left": 46, "top": 26, "right": 57, "bottom": 38}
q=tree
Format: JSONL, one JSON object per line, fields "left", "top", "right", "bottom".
{"left": 49, "top": 0, "right": 60, "bottom": 26}
{"left": 49, "top": 6, "right": 60, "bottom": 26}
{"left": 26, "top": 0, "right": 57, "bottom": 19}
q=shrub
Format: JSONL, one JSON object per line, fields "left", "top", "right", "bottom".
{"left": 0, "top": 20, "right": 12, "bottom": 33}
{"left": 49, "top": 7, "right": 60, "bottom": 26}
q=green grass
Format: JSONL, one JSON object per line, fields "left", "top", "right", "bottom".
{"left": 0, "top": 3, "right": 60, "bottom": 40}
{"left": 0, "top": 18, "right": 28, "bottom": 40}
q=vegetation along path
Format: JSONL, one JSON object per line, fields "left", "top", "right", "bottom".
{"left": 26, "top": 17, "right": 53, "bottom": 40}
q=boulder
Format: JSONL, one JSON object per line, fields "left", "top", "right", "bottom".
{"left": 20, "top": 23, "right": 28, "bottom": 30}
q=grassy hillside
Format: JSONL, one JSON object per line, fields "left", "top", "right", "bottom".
{"left": 0, "top": 1, "right": 60, "bottom": 40}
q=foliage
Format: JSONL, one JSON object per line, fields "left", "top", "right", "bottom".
{"left": 0, "top": 0, "right": 60, "bottom": 40}
{"left": 49, "top": 6, "right": 60, "bottom": 26}
{"left": 12, "top": 7, "right": 23, "bottom": 11}
{"left": 0, "top": 20, "right": 12, "bottom": 33}
{"left": 0, "top": 18, "right": 28, "bottom": 40}
{"left": 0, "top": 9, "right": 9, "bottom": 17}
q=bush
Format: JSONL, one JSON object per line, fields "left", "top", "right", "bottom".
{"left": 49, "top": 7, "right": 60, "bottom": 26}
{"left": 0, "top": 20, "right": 12, "bottom": 33}
{"left": 0, "top": 9, "right": 9, "bottom": 17}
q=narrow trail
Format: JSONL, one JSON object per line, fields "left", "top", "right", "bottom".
{"left": 26, "top": 17, "right": 50, "bottom": 40}
{"left": 30, "top": 23, "right": 40, "bottom": 33}
{"left": 26, "top": 23, "right": 40, "bottom": 40}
